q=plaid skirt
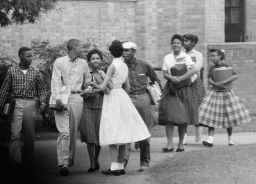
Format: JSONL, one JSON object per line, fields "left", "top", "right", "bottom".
{"left": 158, "top": 82, "right": 199, "bottom": 126}
{"left": 199, "top": 89, "right": 251, "bottom": 128}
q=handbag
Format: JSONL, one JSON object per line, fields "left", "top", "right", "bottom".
{"left": 147, "top": 81, "right": 162, "bottom": 105}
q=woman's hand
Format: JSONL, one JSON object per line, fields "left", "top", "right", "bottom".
{"left": 169, "top": 76, "right": 180, "bottom": 84}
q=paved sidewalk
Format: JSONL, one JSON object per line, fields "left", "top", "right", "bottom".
{"left": 5, "top": 132, "right": 256, "bottom": 184}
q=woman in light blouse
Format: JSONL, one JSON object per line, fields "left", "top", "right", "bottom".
{"left": 158, "top": 34, "right": 199, "bottom": 152}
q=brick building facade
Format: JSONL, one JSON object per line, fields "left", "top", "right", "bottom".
{"left": 0, "top": 0, "right": 256, "bottom": 114}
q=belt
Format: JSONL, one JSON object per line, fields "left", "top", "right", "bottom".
{"left": 129, "top": 91, "right": 146, "bottom": 95}
{"left": 71, "top": 91, "right": 81, "bottom": 94}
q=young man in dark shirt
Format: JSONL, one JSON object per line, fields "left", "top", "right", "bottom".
{"left": 122, "top": 41, "right": 162, "bottom": 171}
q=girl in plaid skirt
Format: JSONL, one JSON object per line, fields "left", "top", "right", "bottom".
{"left": 199, "top": 49, "right": 250, "bottom": 147}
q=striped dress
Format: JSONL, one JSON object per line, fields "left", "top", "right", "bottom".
{"left": 199, "top": 63, "right": 250, "bottom": 128}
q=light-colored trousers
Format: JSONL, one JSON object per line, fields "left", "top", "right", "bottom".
{"left": 54, "top": 94, "right": 83, "bottom": 167}
{"left": 9, "top": 98, "right": 37, "bottom": 165}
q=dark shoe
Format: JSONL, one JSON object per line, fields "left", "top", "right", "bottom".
{"left": 95, "top": 162, "right": 100, "bottom": 170}
{"left": 202, "top": 141, "right": 213, "bottom": 147}
{"left": 162, "top": 148, "right": 174, "bottom": 153}
{"left": 101, "top": 169, "right": 122, "bottom": 176}
{"left": 59, "top": 166, "right": 69, "bottom": 176}
{"left": 228, "top": 143, "right": 234, "bottom": 146}
{"left": 87, "top": 167, "right": 96, "bottom": 173}
{"left": 120, "top": 169, "right": 126, "bottom": 175}
{"left": 138, "top": 166, "right": 149, "bottom": 172}
{"left": 176, "top": 148, "right": 185, "bottom": 152}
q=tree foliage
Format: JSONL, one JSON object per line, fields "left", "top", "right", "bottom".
{"left": 0, "top": 0, "right": 57, "bottom": 27}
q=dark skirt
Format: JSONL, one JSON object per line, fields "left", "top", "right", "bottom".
{"left": 79, "top": 105, "right": 102, "bottom": 145}
{"left": 194, "top": 78, "right": 205, "bottom": 106}
{"left": 79, "top": 93, "right": 103, "bottom": 145}
{"left": 158, "top": 82, "right": 199, "bottom": 126}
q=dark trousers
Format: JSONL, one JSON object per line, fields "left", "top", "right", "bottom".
{"left": 125, "top": 93, "right": 153, "bottom": 166}
{"left": 139, "top": 138, "right": 150, "bottom": 166}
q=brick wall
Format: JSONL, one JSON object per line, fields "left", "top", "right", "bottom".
{"left": 208, "top": 43, "right": 256, "bottom": 115}
{"left": 0, "top": 0, "right": 136, "bottom": 60}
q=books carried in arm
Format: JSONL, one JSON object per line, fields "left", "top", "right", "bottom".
{"left": 213, "top": 67, "right": 233, "bottom": 90}
{"left": 49, "top": 85, "right": 71, "bottom": 109}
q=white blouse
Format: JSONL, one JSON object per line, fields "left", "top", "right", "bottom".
{"left": 162, "top": 52, "right": 197, "bottom": 82}
{"left": 186, "top": 48, "right": 203, "bottom": 76}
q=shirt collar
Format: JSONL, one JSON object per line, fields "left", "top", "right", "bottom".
{"left": 67, "top": 55, "right": 79, "bottom": 63}
{"left": 17, "top": 65, "right": 33, "bottom": 72}
{"left": 186, "top": 48, "right": 196, "bottom": 54}
{"left": 125, "top": 57, "right": 138, "bottom": 67}
{"left": 173, "top": 51, "right": 187, "bottom": 60}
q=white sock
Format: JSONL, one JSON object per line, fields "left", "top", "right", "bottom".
{"left": 119, "top": 163, "right": 124, "bottom": 170}
{"left": 110, "top": 162, "right": 120, "bottom": 171}
{"left": 228, "top": 136, "right": 234, "bottom": 144}
{"left": 207, "top": 136, "right": 214, "bottom": 144}
{"left": 183, "top": 133, "right": 187, "bottom": 144}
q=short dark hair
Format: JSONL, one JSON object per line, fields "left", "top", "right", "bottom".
{"left": 67, "top": 39, "right": 80, "bottom": 51}
{"left": 109, "top": 40, "right": 123, "bottom": 58}
{"left": 18, "top": 47, "right": 31, "bottom": 57}
{"left": 183, "top": 34, "right": 199, "bottom": 44}
{"left": 209, "top": 49, "right": 225, "bottom": 60}
{"left": 87, "top": 49, "right": 103, "bottom": 62}
{"left": 171, "top": 34, "right": 184, "bottom": 45}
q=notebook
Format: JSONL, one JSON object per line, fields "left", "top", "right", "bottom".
{"left": 49, "top": 86, "right": 70, "bottom": 109}
{"left": 213, "top": 67, "right": 233, "bottom": 90}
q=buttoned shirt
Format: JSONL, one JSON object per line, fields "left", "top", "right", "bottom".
{"left": 51, "top": 55, "right": 91, "bottom": 100}
{"left": 0, "top": 65, "right": 47, "bottom": 107}
{"left": 186, "top": 48, "right": 203, "bottom": 76}
{"left": 125, "top": 58, "right": 162, "bottom": 94}
{"left": 162, "top": 52, "right": 197, "bottom": 82}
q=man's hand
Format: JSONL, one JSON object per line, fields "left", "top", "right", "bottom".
{"left": 39, "top": 103, "right": 47, "bottom": 113}
{"left": 55, "top": 99, "right": 64, "bottom": 111}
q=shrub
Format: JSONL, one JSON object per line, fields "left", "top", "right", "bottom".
{"left": 31, "top": 39, "right": 112, "bottom": 129}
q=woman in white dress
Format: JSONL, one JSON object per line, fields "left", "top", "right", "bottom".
{"left": 91, "top": 40, "right": 151, "bottom": 176}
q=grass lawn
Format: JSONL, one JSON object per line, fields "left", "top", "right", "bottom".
{"left": 148, "top": 144, "right": 256, "bottom": 184}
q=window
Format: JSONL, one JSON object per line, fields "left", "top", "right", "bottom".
{"left": 225, "top": 0, "right": 245, "bottom": 42}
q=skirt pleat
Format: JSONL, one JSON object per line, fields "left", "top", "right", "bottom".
{"left": 199, "top": 89, "right": 251, "bottom": 128}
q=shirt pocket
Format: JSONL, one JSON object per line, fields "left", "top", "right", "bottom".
{"left": 136, "top": 73, "right": 148, "bottom": 85}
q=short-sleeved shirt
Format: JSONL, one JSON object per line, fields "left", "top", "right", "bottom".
{"left": 126, "top": 58, "right": 162, "bottom": 94}
{"left": 186, "top": 48, "right": 203, "bottom": 76}
{"left": 162, "top": 52, "right": 197, "bottom": 82}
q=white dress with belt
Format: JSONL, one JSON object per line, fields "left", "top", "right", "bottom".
{"left": 99, "top": 57, "right": 151, "bottom": 146}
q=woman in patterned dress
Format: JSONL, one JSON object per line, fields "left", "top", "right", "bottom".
{"left": 199, "top": 49, "right": 250, "bottom": 147}
{"left": 79, "top": 49, "right": 109, "bottom": 172}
